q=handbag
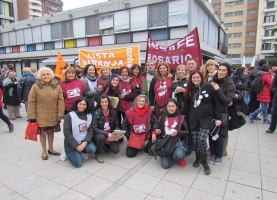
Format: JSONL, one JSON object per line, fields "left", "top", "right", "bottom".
{"left": 24, "top": 121, "right": 39, "bottom": 141}
{"left": 154, "top": 135, "right": 175, "bottom": 157}
{"left": 221, "top": 113, "right": 228, "bottom": 127}
{"left": 127, "top": 132, "right": 146, "bottom": 150}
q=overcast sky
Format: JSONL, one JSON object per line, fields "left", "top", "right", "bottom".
{"left": 63, "top": 0, "right": 108, "bottom": 11}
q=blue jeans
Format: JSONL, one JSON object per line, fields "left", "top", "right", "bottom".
{"left": 249, "top": 102, "right": 269, "bottom": 123}
{"left": 244, "top": 91, "right": 250, "bottom": 104}
{"left": 161, "top": 144, "right": 186, "bottom": 169}
{"left": 269, "top": 98, "right": 277, "bottom": 131}
{"left": 66, "top": 142, "right": 97, "bottom": 168}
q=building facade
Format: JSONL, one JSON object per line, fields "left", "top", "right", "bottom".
{"left": 0, "top": 0, "right": 228, "bottom": 78}
{"left": 0, "top": 0, "right": 17, "bottom": 25}
{"left": 212, "top": 0, "right": 258, "bottom": 66}
{"left": 42, "top": 0, "right": 63, "bottom": 14}
{"left": 255, "top": 0, "right": 277, "bottom": 59}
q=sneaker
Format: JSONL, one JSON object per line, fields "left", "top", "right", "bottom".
{"left": 60, "top": 152, "right": 67, "bottom": 161}
{"left": 208, "top": 155, "right": 216, "bottom": 164}
{"left": 214, "top": 157, "right": 222, "bottom": 165}
{"left": 253, "top": 116, "right": 261, "bottom": 120}
{"left": 81, "top": 153, "right": 89, "bottom": 160}
{"left": 8, "top": 123, "right": 14, "bottom": 133}
{"left": 247, "top": 115, "right": 254, "bottom": 124}
{"left": 178, "top": 159, "right": 186, "bottom": 168}
{"left": 263, "top": 120, "right": 271, "bottom": 125}
{"left": 96, "top": 154, "right": 104, "bottom": 163}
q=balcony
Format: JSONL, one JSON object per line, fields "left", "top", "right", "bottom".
{"left": 264, "top": 6, "right": 277, "bottom": 13}
{"left": 29, "top": 5, "right": 42, "bottom": 12}
{"left": 29, "top": 0, "right": 42, "bottom": 5}
{"left": 29, "top": 10, "right": 42, "bottom": 17}
{"left": 262, "top": 35, "right": 276, "bottom": 40}
{"left": 263, "top": 21, "right": 276, "bottom": 27}
{"left": 273, "top": 39, "right": 277, "bottom": 44}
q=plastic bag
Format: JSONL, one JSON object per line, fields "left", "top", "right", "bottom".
{"left": 24, "top": 121, "right": 39, "bottom": 141}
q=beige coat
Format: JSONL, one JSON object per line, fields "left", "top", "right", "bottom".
{"left": 28, "top": 79, "right": 64, "bottom": 127}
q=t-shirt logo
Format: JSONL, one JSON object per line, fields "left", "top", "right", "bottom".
{"left": 133, "top": 124, "right": 146, "bottom": 133}
{"left": 157, "top": 82, "right": 167, "bottom": 97}
{"left": 67, "top": 88, "right": 81, "bottom": 98}
{"left": 104, "top": 121, "right": 110, "bottom": 131}
{"left": 122, "top": 88, "right": 131, "bottom": 95}
{"left": 78, "top": 123, "right": 88, "bottom": 133}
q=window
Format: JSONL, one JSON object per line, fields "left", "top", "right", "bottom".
{"left": 233, "top": 43, "right": 241, "bottom": 48}
{"left": 225, "top": 23, "right": 233, "bottom": 28}
{"left": 116, "top": 33, "right": 132, "bottom": 44}
{"left": 247, "top": 20, "right": 256, "bottom": 25}
{"left": 245, "top": 42, "right": 254, "bottom": 47}
{"left": 267, "top": 1, "right": 275, "bottom": 9}
{"left": 0, "top": 47, "right": 6, "bottom": 54}
{"left": 248, "top": 0, "right": 257, "bottom": 3}
{"left": 150, "top": 29, "right": 169, "bottom": 40}
{"left": 228, "top": 44, "right": 232, "bottom": 48}
{"left": 27, "top": 44, "right": 36, "bottom": 52}
{"left": 86, "top": 16, "right": 99, "bottom": 36}
{"left": 114, "top": 10, "right": 130, "bottom": 33}
{"left": 214, "top": 3, "right": 221, "bottom": 8}
{"left": 148, "top": 2, "right": 168, "bottom": 29}
{"left": 88, "top": 37, "right": 101, "bottom": 46}
{"left": 51, "top": 23, "right": 62, "bottom": 40}
{"left": 234, "top": 22, "right": 243, "bottom": 26}
{"left": 168, "top": 1, "right": 188, "bottom": 27}
{"left": 233, "top": 32, "right": 242, "bottom": 37}
{"left": 245, "top": 53, "right": 254, "bottom": 57}
{"left": 225, "top": 2, "right": 233, "bottom": 7}
{"left": 235, "top": 0, "right": 244, "bottom": 5}
{"left": 232, "top": 54, "right": 241, "bottom": 58}
{"left": 64, "top": 39, "right": 76, "bottom": 48}
{"left": 99, "top": 14, "right": 113, "bottom": 34}
{"left": 264, "top": 15, "right": 275, "bottom": 23}
{"left": 228, "top": 33, "right": 232, "bottom": 38}
{"left": 234, "top": 11, "right": 243, "bottom": 16}
{"left": 247, "top": 9, "right": 256, "bottom": 15}
{"left": 44, "top": 42, "right": 54, "bottom": 50}
{"left": 62, "top": 21, "right": 73, "bottom": 39}
{"left": 262, "top": 43, "right": 272, "bottom": 50}
{"left": 226, "top": 54, "right": 231, "bottom": 58}
{"left": 265, "top": 30, "right": 274, "bottom": 37}
{"left": 131, "top": 7, "right": 147, "bottom": 31}
{"left": 246, "top": 31, "right": 255, "bottom": 36}
{"left": 12, "top": 46, "right": 20, "bottom": 53}
{"left": 224, "top": 12, "right": 233, "bottom": 17}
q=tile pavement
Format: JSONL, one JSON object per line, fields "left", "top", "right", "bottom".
{"left": 0, "top": 107, "right": 277, "bottom": 200}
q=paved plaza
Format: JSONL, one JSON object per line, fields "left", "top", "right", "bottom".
{"left": 0, "top": 106, "right": 277, "bottom": 200}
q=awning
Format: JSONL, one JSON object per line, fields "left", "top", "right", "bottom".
{"left": 41, "top": 55, "right": 78, "bottom": 65}
{"left": 214, "top": 56, "right": 231, "bottom": 64}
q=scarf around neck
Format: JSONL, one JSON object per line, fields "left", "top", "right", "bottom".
{"left": 148, "top": 71, "right": 155, "bottom": 75}
{"left": 131, "top": 74, "right": 139, "bottom": 85}
{"left": 119, "top": 75, "right": 132, "bottom": 84}
{"left": 133, "top": 105, "right": 149, "bottom": 116}
{"left": 85, "top": 74, "right": 97, "bottom": 82}
{"left": 208, "top": 70, "right": 217, "bottom": 82}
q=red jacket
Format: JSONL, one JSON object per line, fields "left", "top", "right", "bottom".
{"left": 257, "top": 73, "right": 273, "bottom": 103}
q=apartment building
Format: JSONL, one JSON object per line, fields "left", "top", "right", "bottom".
{"left": 0, "top": 0, "right": 228, "bottom": 77}
{"left": 42, "top": 0, "right": 63, "bottom": 14}
{"left": 255, "top": 0, "right": 277, "bottom": 59}
{"left": 212, "top": 0, "right": 258, "bottom": 66}
{"left": 0, "top": 0, "right": 17, "bottom": 25}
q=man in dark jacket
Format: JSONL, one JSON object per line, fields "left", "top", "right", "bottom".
{"left": 17, "top": 67, "right": 36, "bottom": 117}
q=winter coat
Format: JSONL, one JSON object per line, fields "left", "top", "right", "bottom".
{"left": 183, "top": 83, "right": 222, "bottom": 131}
{"left": 257, "top": 72, "right": 273, "bottom": 103}
{"left": 213, "top": 75, "right": 236, "bottom": 134}
{"left": 171, "top": 77, "right": 187, "bottom": 112}
{"left": 63, "top": 111, "right": 93, "bottom": 153}
{"left": 92, "top": 108, "right": 119, "bottom": 137}
{"left": 17, "top": 72, "right": 36, "bottom": 101}
{"left": 271, "top": 75, "right": 277, "bottom": 99}
{"left": 232, "top": 75, "right": 247, "bottom": 91}
{"left": 81, "top": 76, "right": 98, "bottom": 111}
{"left": 3, "top": 77, "right": 20, "bottom": 106}
{"left": 28, "top": 79, "right": 64, "bottom": 127}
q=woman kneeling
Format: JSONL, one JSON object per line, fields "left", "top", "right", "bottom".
{"left": 63, "top": 97, "right": 96, "bottom": 168}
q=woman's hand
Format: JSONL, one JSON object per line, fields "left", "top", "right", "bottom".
{"left": 152, "top": 134, "right": 157, "bottom": 143}
{"left": 150, "top": 106, "right": 154, "bottom": 111}
{"left": 76, "top": 145, "right": 84, "bottom": 152}
{"left": 211, "top": 82, "right": 220, "bottom": 90}
{"left": 228, "top": 101, "right": 233, "bottom": 106}
{"left": 57, "top": 117, "right": 62, "bottom": 122}
{"left": 215, "top": 120, "right": 222, "bottom": 126}
{"left": 171, "top": 129, "right": 178, "bottom": 136}
{"left": 81, "top": 141, "right": 87, "bottom": 149}
{"left": 108, "top": 133, "right": 113, "bottom": 138}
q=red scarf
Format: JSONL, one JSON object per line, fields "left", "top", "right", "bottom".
{"left": 133, "top": 105, "right": 149, "bottom": 116}
{"left": 132, "top": 74, "right": 138, "bottom": 85}
{"left": 102, "top": 109, "right": 109, "bottom": 117}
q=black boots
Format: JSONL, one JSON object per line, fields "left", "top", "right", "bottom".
{"left": 144, "top": 141, "right": 154, "bottom": 156}
{"left": 200, "top": 153, "right": 211, "bottom": 175}
{"left": 193, "top": 152, "right": 201, "bottom": 168}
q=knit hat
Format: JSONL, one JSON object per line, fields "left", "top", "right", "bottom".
{"left": 220, "top": 63, "right": 232, "bottom": 76}
{"left": 261, "top": 64, "right": 270, "bottom": 72}
{"left": 22, "top": 67, "right": 31, "bottom": 73}
{"left": 110, "top": 73, "right": 119, "bottom": 80}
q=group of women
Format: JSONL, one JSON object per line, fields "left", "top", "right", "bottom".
{"left": 27, "top": 60, "right": 236, "bottom": 175}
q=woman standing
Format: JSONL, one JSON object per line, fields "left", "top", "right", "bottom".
{"left": 149, "top": 62, "right": 172, "bottom": 119}
{"left": 210, "top": 63, "right": 236, "bottom": 164}
{"left": 200, "top": 59, "right": 219, "bottom": 83}
{"left": 155, "top": 99, "right": 190, "bottom": 169}
{"left": 118, "top": 66, "right": 139, "bottom": 128}
{"left": 81, "top": 64, "right": 98, "bottom": 110}
{"left": 232, "top": 67, "right": 247, "bottom": 97}
{"left": 60, "top": 67, "right": 84, "bottom": 115}
{"left": 183, "top": 71, "right": 222, "bottom": 175}
{"left": 171, "top": 64, "right": 187, "bottom": 112}
{"left": 131, "top": 64, "right": 148, "bottom": 95}
{"left": 0, "top": 86, "right": 14, "bottom": 132}
{"left": 28, "top": 67, "right": 64, "bottom": 160}
{"left": 63, "top": 97, "right": 96, "bottom": 168}
{"left": 92, "top": 95, "right": 121, "bottom": 163}
{"left": 3, "top": 70, "right": 21, "bottom": 120}
{"left": 122, "top": 95, "right": 159, "bottom": 157}
{"left": 97, "top": 66, "right": 111, "bottom": 86}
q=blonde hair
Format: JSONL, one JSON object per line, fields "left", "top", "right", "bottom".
{"left": 201, "top": 59, "right": 219, "bottom": 83}
{"left": 156, "top": 62, "right": 170, "bottom": 80}
{"left": 173, "top": 64, "right": 187, "bottom": 83}
{"left": 100, "top": 66, "right": 111, "bottom": 76}
{"left": 22, "top": 67, "right": 31, "bottom": 73}
{"left": 36, "top": 67, "right": 54, "bottom": 80}
{"left": 61, "top": 67, "right": 78, "bottom": 82}
{"left": 30, "top": 67, "right": 37, "bottom": 73}
{"left": 132, "top": 95, "right": 148, "bottom": 108}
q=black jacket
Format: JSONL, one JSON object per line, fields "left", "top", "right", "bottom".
{"left": 271, "top": 75, "right": 277, "bottom": 98}
{"left": 171, "top": 77, "right": 187, "bottom": 112}
{"left": 17, "top": 73, "right": 36, "bottom": 101}
{"left": 122, "top": 112, "right": 159, "bottom": 140}
{"left": 92, "top": 108, "right": 119, "bottom": 137}
{"left": 213, "top": 75, "right": 236, "bottom": 134}
{"left": 63, "top": 111, "right": 94, "bottom": 153}
{"left": 183, "top": 83, "right": 222, "bottom": 131}
{"left": 3, "top": 78, "right": 21, "bottom": 106}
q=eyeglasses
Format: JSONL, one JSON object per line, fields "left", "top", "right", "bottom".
{"left": 147, "top": 64, "right": 155, "bottom": 66}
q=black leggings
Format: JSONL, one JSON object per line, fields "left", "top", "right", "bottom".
{"left": 117, "top": 111, "right": 126, "bottom": 129}
{"left": 0, "top": 108, "right": 11, "bottom": 126}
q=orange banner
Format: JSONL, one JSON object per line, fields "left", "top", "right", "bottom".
{"left": 55, "top": 51, "right": 66, "bottom": 80}
{"left": 79, "top": 46, "right": 140, "bottom": 69}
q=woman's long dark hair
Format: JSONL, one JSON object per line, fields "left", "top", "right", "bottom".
{"left": 71, "top": 97, "right": 90, "bottom": 114}
{"left": 95, "top": 95, "right": 117, "bottom": 122}
{"left": 185, "top": 70, "right": 204, "bottom": 97}
{"left": 131, "top": 64, "right": 142, "bottom": 77}
{"left": 83, "top": 64, "right": 98, "bottom": 76}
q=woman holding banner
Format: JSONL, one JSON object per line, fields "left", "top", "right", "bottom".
{"left": 149, "top": 62, "right": 172, "bottom": 119}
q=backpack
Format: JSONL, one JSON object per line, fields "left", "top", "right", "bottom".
{"left": 250, "top": 73, "right": 263, "bottom": 93}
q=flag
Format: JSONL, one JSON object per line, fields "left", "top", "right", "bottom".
{"left": 250, "top": 56, "right": 255, "bottom": 67}
{"left": 55, "top": 51, "right": 66, "bottom": 80}
{"left": 242, "top": 54, "right": 246, "bottom": 68}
